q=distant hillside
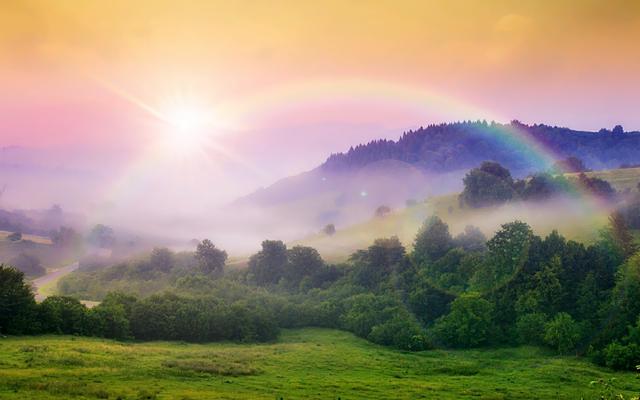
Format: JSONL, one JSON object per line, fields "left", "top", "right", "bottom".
{"left": 295, "top": 167, "right": 640, "bottom": 262}
{"left": 233, "top": 121, "right": 640, "bottom": 238}
{"left": 323, "top": 121, "right": 640, "bottom": 174}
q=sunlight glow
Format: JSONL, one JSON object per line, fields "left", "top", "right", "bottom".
{"left": 160, "top": 104, "right": 215, "bottom": 155}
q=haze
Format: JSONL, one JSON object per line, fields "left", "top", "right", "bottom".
{"left": 1, "top": 0, "right": 639, "bottom": 248}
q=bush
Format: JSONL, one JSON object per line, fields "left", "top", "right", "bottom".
{"left": 368, "top": 314, "right": 429, "bottom": 351}
{"left": 603, "top": 342, "right": 640, "bottom": 370}
{"left": 544, "top": 312, "right": 580, "bottom": 354}
{"left": 431, "top": 295, "right": 494, "bottom": 348}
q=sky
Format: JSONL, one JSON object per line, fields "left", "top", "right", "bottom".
{"left": 1, "top": 0, "right": 639, "bottom": 220}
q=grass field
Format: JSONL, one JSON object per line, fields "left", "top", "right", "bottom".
{"left": 0, "top": 328, "right": 639, "bottom": 400}
{"left": 568, "top": 166, "right": 640, "bottom": 192}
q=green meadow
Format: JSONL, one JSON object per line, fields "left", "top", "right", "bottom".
{"left": 1, "top": 328, "right": 639, "bottom": 400}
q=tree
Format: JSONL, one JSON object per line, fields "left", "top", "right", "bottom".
{"left": 322, "top": 223, "right": 336, "bottom": 236}
{"left": 150, "top": 247, "right": 175, "bottom": 273}
{"left": 544, "top": 312, "right": 580, "bottom": 354}
{"left": 608, "top": 212, "right": 637, "bottom": 259}
{"left": 478, "top": 221, "right": 532, "bottom": 290}
{"left": 9, "top": 253, "right": 45, "bottom": 277}
{"left": 408, "top": 276, "right": 455, "bottom": 325}
{"left": 453, "top": 225, "right": 486, "bottom": 252}
{"left": 352, "top": 237, "right": 406, "bottom": 289}
{"left": 0, "top": 265, "right": 36, "bottom": 334}
{"left": 284, "top": 246, "right": 324, "bottom": 290}
{"left": 413, "top": 216, "right": 454, "bottom": 263}
{"left": 515, "top": 313, "right": 548, "bottom": 345}
{"left": 248, "top": 240, "right": 288, "bottom": 286}
{"left": 39, "top": 296, "right": 88, "bottom": 335}
{"left": 552, "top": 157, "right": 588, "bottom": 173}
{"left": 432, "top": 295, "right": 495, "bottom": 348}
{"left": 577, "top": 173, "right": 616, "bottom": 199}
{"left": 7, "top": 231, "right": 21, "bottom": 242}
{"left": 460, "top": 161, "right": 515, "bottom": 208}
{"left": 613, "top": 125, "right": 624, "bottom": 135}
{"left": 50, "top": 226, "right": 82, "bottom": 250}
{"left": 195, "top": 239, "right": 227, "bottom": 276}
{"left": 87, "top": 302, "right": 130, "bottom": 340}
{"left": 375, "top": 205, "right": 391, "bottom": 218}
{"left": 87, "top": 224, "right": 115, "bottom": 248}
{"left": 521, "top": 173, "right": 570, "bottom": 201}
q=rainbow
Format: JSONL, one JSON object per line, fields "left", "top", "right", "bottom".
{"left": 93, "top": 77, "right": 614, "bottom": 225}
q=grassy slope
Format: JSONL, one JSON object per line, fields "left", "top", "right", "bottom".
{"left": 568, "top": 167, "right": 640, "bottom": 192}
{"left": 296, "top": 167, "right": 640, "bottom": 262}
{"left": 0, "top": 329, "right": 638, "bottom": 400}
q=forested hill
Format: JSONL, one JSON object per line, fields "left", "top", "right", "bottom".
{"left": 322, "top": 121, "right": 640, "bottom": 174}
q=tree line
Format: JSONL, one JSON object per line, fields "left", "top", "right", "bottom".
{"left": 2, "top": 164, "right": 640, "bottom": 371}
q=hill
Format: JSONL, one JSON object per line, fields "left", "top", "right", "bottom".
{"left": 323, "top": 121, "right": 640, "bottom": 174}
{"left": 295, "top": 167, "right": 640, "bottom": 261}
{"left": 234, "top": 121, "right": 640, "bottom": 239}
{"left": 1, "top": 328, "right": 638, "bottom": 399}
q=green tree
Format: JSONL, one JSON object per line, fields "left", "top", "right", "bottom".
{"left": 413, "top": 216, "right": 453, "bottom": 263}
{"left": 195, "top": 239, "right": 227, "bottom": 276}
{"left": 0, "top": 265, "right": 36, "bottom": 334}
{"left": 87, "top": 302, "right": 130, "bottom": 340}
{"left": 352, "top": 237, "right": 405, "bottom": 289}
{"left": 608, "top": 212, "right": 637, "bottom": 259}
{"left": 460, "top": 161, "right": 515, "bottom": 208}
{"left": 150, "top": 247, "right": 175, "bottom": 273}
{"left": 453, "top": 225, "right": 486, "bottom": 252}
{"left": 39, "top": 296, "right": 88, "bottom": 335}
{"left": 515, "top": 313, "right": 548, "bottom": 345}
{"left": 474, "top": 221, "right": 532, "bottom": 290}
{"left": 284, "top": 246, "right": 324, "bottom": 290}
{"left": 544, "top": 312, "right": 580, "bottom": 354}
{"left": 248, "top": 240, "right": 288, "bottom": 286}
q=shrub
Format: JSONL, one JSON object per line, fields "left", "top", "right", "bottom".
{"left": 544, "top": 312, "right": 580, "bottom": 354}
{"left": 603, "top": 342, "right": 640, "bottom": 370}
{"left": 368, "top": 314, "right": 429, "bottom": 351}
{"left": 431, "top": 295, "right": 494, "bottom": 348}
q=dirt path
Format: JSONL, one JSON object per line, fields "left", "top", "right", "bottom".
{"left": 31, "top": 262, "right": 79, "bottom": 302}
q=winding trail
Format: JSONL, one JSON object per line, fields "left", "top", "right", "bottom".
{"left": 31, "top": 262, "right": 79, "bottom": 302}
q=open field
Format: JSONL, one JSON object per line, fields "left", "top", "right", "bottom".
{"left": 567, "top": 166, "right": 640, "bottom": 192}
{"left": 0, "top": 329, "right": 639, "bottom": 400}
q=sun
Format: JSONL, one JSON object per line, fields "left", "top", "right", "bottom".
{"left": 167, "top": 107, "right": 209, "bottom": 132}
{"left": 160, "top": 105, "right": 214, "bottom": 154}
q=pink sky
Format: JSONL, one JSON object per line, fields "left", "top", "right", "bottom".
{"left": 1, "top": 1, "right": 639, "bottom": 218}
